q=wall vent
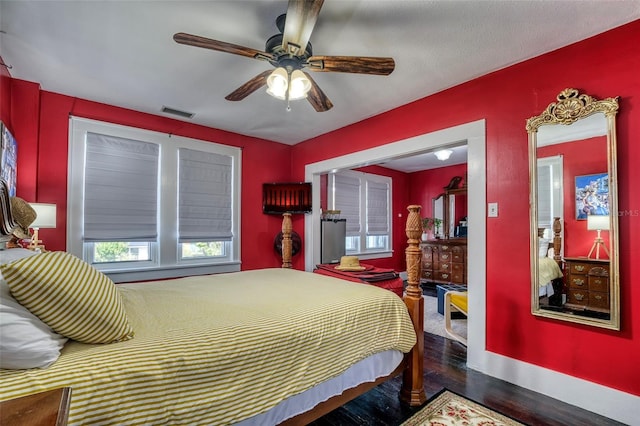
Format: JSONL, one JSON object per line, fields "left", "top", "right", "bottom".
{"left": 161, "top": 106, "right": 195, "bottom": 119}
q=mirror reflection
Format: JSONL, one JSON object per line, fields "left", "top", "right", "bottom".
{"left": 527, "top": 88, "right": 620, "bottom": 330}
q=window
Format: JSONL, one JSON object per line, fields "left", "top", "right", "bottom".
{"left": 68, "top": 117, "right": 241, "bottom": 282}
{"left": 537, "top": 155, "right": 563, "bottom": 239}
{"left": 328, "top": 170, "right": 392, "bottom": 256}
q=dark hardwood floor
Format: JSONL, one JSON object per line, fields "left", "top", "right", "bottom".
{"left": 310, "top": 332, "right": 622, "bottom": 426}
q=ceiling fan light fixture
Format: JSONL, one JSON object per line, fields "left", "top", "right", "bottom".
{"left": 434, "top": 149, "right": 453, "bottom": 161}
{"left": 288, "top": 70, "right": 311, "bottom": 100}
{"left": 266, "top": 67, "right": 288, "bottom": 100}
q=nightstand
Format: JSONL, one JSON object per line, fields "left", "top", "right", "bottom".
{"left": 0, "top": 387, "right": 71, "bottom": 426}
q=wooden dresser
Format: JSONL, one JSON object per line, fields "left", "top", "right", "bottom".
{"left": 421, "top": 239, "right": 467, "bottom": 285}
{"left": 564, "top": 257, "right": 610, "bottom": 313}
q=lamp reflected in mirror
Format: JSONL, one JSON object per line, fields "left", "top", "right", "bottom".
{"left": 27, "top": 203, "right": 57, "bottom": 252}
{"left": 587, "top": 215, "right": 609, "bottom": 259}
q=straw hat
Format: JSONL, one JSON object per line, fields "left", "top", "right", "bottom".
{"left": 9, "top": 197, "right": 36, "bottom": 239}
{"left": 335, "top": 255, "right": 366, "bottom": 272}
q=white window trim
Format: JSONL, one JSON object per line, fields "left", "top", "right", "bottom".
{"left": 328, "top": 169, "right": 392, "bottom": 258}
{"left": 67, "top": 117, "right": 241, "bottom": 282}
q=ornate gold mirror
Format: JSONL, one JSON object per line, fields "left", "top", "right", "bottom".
{"left": 527, "top": 88, "right": 620, "bottom": 330}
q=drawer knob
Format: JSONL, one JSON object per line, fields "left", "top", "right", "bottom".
{"left": 574, "top": 293, "right": 585, "bottom": 301}
{"left": 572, "top": 278, "right": 585, "bottom": 286}
{"left": 442, "top": 246, "right": 449, "bottom": 250}
{"left": 442, "top": 273, "right": 449, "bottom": 279}
{"left": 575, "top": 265, "right": 585, "bottom": 272}
{"left": 442, "top": 264, "right": 449, "bottom": 269}
{"left": 593, "top": 279, "right": 602, "bottom": 285}
{"left": 594, "top": 294, "right": 603, "bottom": 300}
{"left": 441, "top": 254, "right": 450, "bottom": 260}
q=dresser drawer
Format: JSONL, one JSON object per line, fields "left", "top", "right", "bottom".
{"left": 589, "top": 291, "right": 609, "bottom": 310}
{"left": 438, "top": 251, "right": 452, "bottom": 262}
{"left": 437, "top": 261, "right": 452, "bottom": 273}
{"left": 589, "top": 275, "right": 609, "bottom": 292}
{"left": 567, "top": 289, "right": 589, "bottom": 306}
{"left": 451, "top": 246, "right": 466, "bottom": 262}
{"left": 422, "top": 247, "right": 433, "bottom": 262}
{"left": 568, "top": 262, "right": 591, "bottom": 275}
{"left": 568, "top": 274, "right": 587, "bottom": 289}
{"left": 435, "top": 271, "right": 453, "bottom": 282}
{"left": 422, "top": 269, "right": 434, "bottom": 280}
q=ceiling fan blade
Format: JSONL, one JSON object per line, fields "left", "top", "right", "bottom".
{"left": 304, "top": 72, "right": 333, "bottom": 112}
{"left": 225, "top": 70, "right": 273, "bottom": 101}
{"left": 282, "top": 0, "right": 324, "bottom": 56}
{"left": 307, "top": 55, "right": 395, "bottom": 75}
{"left": 174, "top": 32, "right": 273, "bottom": 61}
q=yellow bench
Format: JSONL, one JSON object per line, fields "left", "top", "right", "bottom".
{"left": 444, "top": 291, "right": 468, "bottom": 346}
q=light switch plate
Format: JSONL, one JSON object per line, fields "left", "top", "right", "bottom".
{"left": 488, "top": 202, "right": 498, "bottom": 217}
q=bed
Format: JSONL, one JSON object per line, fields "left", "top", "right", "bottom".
{"left": 0, "top": 182, "right": 427, "bottom": 425}
{"left": 538, "top": 218, "right": 564, "bottom": 306}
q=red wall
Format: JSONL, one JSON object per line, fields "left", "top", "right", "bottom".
{"left": 10, "top": 84, "right": 295, "bottom": 270}
{"left": 410, "top": 164, "right": 467, "bottom": 218}
{"left": 292, "top": 21, "right": 640, "bottom": 395}
{"left": 0, "top": 57, "right": 11, "bottom": 128}
{"left": 538, "top": 137, "right": 610, "bottom": 258}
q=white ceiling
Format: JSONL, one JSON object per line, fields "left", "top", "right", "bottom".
{"left": 1, "top": 1, "right": 639, "bottom": 171}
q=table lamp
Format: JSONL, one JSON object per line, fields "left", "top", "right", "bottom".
{"left": 587, "top": 215, "right": 609, "bottom": 259}
{"left": 27, "top": 203, "right": 56, "bottom": 252}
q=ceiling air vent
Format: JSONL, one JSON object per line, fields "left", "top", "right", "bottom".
{"left": 161, "top": 106, "right": 195, "bottom": 119}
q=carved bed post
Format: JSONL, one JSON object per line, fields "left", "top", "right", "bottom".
{"left": 281, "top": 213, "right": 293, "bottom": 268}
{"left": 400, "top": 205, "right": 426, "bottom": 405}
{"left": 553, "top": 217, "right": 562, "bottom": 265}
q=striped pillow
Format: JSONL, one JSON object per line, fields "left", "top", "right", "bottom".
{"left": 0, "top": 251, "right": 134, "bottom": 344}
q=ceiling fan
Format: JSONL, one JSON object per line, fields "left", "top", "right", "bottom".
{"left": 173, "top": 0, "right": 395, "bottom": 112}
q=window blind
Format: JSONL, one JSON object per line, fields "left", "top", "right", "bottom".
{"left": 367, "top": 180, "right": 389, "bottom": 235}
{"left": 537, "top": 163, "right": 553, "bottom": 230}
{"left": 84, "top": 133, "right": 159, "bottom": 242}
{"left": 334, "top": 173, "right": 361, "bottom": 235}
{"left": 178, "top": 148, "right": 233, "bottom": 242}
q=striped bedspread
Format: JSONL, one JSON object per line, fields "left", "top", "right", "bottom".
{"left": 0, "top": 268, "right": 416, "bottom": 425}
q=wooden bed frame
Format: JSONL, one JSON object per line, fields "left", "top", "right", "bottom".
{"left": 0, "top": 179, "right": 426, "bottom": 423}
{"left": 279, "top": 206, "right": 426, "bottom": 424}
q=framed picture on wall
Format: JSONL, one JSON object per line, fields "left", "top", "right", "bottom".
{"left": 0, "top": 122, "right": 18, "bottom": 196}
{"left": 575, "top": 172, "right": 609, "bottom": 220}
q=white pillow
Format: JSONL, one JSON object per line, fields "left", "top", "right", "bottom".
{"left": 0, "top": 248, "right": 37, "bottom": 265}
{"left": 0, "top": 278, "right": 68, "bottom": 369}
{"left": 538, "top": 238, "right": 550, "bottom": 258}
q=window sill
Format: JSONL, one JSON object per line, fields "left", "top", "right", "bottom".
{"left": 346, "top": 251, "right": 393, "bottom": 261}
{"left": 103, "top": 262, "right": 241, "bottom": 283}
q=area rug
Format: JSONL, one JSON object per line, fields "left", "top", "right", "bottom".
{"left": 423, "top": 295, "right": 467, "bottom": 342}
{"left": 402, "top": 389, "right": 526, "bottom": 426}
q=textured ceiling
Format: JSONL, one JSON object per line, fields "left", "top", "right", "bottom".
{"left": 1, "top": 0, "right": 639, "bottom": 155}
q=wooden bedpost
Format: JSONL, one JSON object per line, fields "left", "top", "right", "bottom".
{"left": 400, "top": 205, "right": 427, "bottom": 405}
{"left": 281, "top": 213, "right": 293, "bottom": 268}
{"left": 552, "top": 217, "right": 562, "bottom": 265}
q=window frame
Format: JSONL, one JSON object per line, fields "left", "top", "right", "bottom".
{"left": 328, "top": 170, "right": 392, "bottom": 258}
{"left": 67, "top": 117, "right": 242, "bottom": 283}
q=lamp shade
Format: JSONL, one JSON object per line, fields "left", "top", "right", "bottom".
{"left": 434, "top": 149, "right": 453, "bottom": 161}
{"left": 266, "top": 67, "right": 288, "bottom": 100}
{"left": 587, "top": 215, "right": 609, "bottom": 231}
{"left": 288, "top": 70, "right": 311, "bottom": 100}
{"left": 29, "top": 203, "right": 57, "bottom": 228}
